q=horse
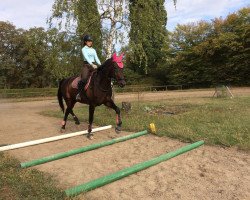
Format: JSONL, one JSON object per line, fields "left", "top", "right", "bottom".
{"left": 57, "top": 53, "right": 126, "bottom": 139}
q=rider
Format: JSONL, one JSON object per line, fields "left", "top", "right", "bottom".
{"left": 76, "top": 35, "right": 102, "bottom": 101}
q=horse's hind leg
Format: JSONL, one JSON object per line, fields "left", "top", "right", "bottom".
{"left": 61, "top": 107, "right": 70, "bottom": 131}
{"left": 61, "top": 100, "right": 78, "bottom": 131}
{"left": 69, "top": 108, "right": 80, "bottom": 125}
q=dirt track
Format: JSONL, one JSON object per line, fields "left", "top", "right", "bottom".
{"left": 0, "top": 88, "right": 249, "bottom": 200}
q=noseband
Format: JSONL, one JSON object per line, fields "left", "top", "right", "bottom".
{"left": 114, "top": 65, "right": 125, "bottom": 82}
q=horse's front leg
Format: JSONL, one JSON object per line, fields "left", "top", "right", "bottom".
{"left": 87, "top": 105, "right": 95, "bottom": 139}
{"left": 105, "top": 100, "right": 122, "bottom": 133}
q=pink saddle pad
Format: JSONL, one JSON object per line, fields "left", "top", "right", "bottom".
{"left": 72, "top": 77, "right": 81, "bottom": 89}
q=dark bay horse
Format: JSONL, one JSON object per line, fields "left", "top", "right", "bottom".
{"left": 57, "top": 53, "right": 126, "bottom": 138}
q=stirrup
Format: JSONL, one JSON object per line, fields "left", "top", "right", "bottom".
{"left": 76, "top": 93, "right": 81, "bottom": 101}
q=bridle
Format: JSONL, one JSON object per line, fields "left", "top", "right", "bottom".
{"left": 97, "top": 62, "right": 125, "bottom": 92}
{"left": 114, "top": 63, "right": 125, "bottom": 83}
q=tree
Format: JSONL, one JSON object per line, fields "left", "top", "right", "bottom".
{"left": 45, "top": 28, "right": 81, "bottom": 83}
{"left": 0, "top": 22, "right": 57, "bottom": 88}
{"left": 98, "top": 0, "right": 129, "bottom": 58}
{"left": 49, "top": 0, "right": 130, "bottom": 60}
{"left": 49, "top": 0, "right": 103, "bottom": 58}
{"left": 169, "top": 7, "right": 250, "bottom": 87}
{"left": 206, "top": 8, "right": 250, "bottom": 85}
{"left": 19, "top": 27, "right": 52, "bottom": 87}
{"left": 0, "top": 21, "right": 25, "bottom": 88}
{"left": 169, "top": 21, "right": 213, "bottom": 86}
{"left": 128, "top": 0, "right": 168, "bottom": 75}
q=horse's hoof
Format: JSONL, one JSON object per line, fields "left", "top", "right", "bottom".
{"left": 115, "top": 126, "right": 121, "bottom": 134}
{"left": 60, "top": 128, "right": 65, "bottom": 133}
{"left": 60, "top": 126, "right": 65, "bottom": 133}
{"left": 87, "top": 134, "right": 94, "bottom": 140}
{"left": 73, "top": 117, "right": 80, "bottom": 125}
{"left": 89, "top": 135, "right": 94, "bottom": 140}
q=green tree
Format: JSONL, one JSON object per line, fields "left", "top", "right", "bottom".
{"left": 19, "top": 28, "right": 52, "bottom": 87}
{"left": 98, "top": 0, "right": 130, "bottom": 58}
{"left": 169, "top": 21, "right": 213, "bottom": 86}
{"left": 0, "top": 21, "right": 25, "bottom": 88}
{"left": 169, "top": 7, "right": 250, "bottom": 87}
{"left": 49, "top": 0, "right": 103, "bottom": 57}
{"left": 46, "top": 28, "right": 81, "bottom": 84}
{"left": 128, "top": 0, "right": 168, "bottom": 75}
{"left": 205, "top": 8, "right": 250, "bottom": 85}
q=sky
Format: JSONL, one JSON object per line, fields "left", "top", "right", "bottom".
{"left": 165, "top": 0, "right": 249, "bottom": 30}
{"left": 0, "top": 0, "right": 249, "bottom": 31}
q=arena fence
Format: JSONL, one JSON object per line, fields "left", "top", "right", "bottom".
{"left": 0, "top": 85, "right": 182, "bottom": 99}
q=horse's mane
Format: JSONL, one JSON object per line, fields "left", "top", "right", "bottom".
{"left": 97, "top": 58, "right": 112, "bottom": 73}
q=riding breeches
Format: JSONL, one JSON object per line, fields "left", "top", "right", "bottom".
{"left": 80, "top": 64, "right": 95, "bottom": 82}
{"left": 77, "top": 64, "right": 95, "bottom": 93}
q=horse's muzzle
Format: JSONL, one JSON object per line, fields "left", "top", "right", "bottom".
{"left": 118, "top": 80, "right": 126, "bottom": 88}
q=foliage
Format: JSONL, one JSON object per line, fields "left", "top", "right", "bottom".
{"left": 98, "top": 0, "right": 130, "bottom": 58}
{"left": 128, "top": 0, "right": 168, "bottom": 75}
{"left": 168, "top": 7, "right": 250, "bottom": 87}
{"left": 0, "top": 22, "right": 24, "bottom": 88}
{"left": 49, "top": 0, "right": 131, "bottom": 59}
{"left": 20, "top": 28, "right": 51, "bottom": 87}
{"left": 45, "top": 28, "right": 81, "bottom": 81}
{"left": 0, "top": 21, "right": 81, "bottom": 88}
{"left": 49, "top": 0, "right": 103, "bottom": 63}
{"left": 0, "top": 5, "right": 249, "bottom": 89}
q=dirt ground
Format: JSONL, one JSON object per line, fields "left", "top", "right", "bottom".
{"left": 0, "top": 88, "right": 249, "bottom": 200}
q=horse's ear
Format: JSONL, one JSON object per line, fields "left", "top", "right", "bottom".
{"left": 112, "top": 53, "right": 117, "bottom": 60}
{"left": 119, "top": 52, "right": 124, "bottom": 59}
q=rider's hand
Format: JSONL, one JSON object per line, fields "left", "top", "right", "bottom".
{"left": 91, "top": 64, "right": 98, "bottom": 69}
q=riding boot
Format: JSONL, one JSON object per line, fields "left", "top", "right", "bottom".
{"left": 76, "top": 80, "right": 86, "bottom": 101}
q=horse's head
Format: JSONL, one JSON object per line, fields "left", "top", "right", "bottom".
{"left": 111, "top": 52, "right": 126, "bottom": 87}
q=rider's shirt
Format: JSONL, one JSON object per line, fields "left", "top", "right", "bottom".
{"left": 82, "top": 46, "right": 101, "bottom": 65}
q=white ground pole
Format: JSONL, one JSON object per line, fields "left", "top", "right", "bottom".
{"left": 0, "top": 125, "right": 112, "bottom": 152}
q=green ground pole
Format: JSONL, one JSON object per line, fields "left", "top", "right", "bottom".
{"left": 21, "top": 130, "right": 148, "bottom": 168}
{"left": 65, "top": 140, "right": 204, "bottom": 197}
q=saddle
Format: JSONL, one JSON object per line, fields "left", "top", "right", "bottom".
{"left": 71, "top": 72, "right": 95, "bottom": 91}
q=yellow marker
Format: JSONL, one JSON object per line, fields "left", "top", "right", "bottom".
{"left": 149, "top": 123, "right": 156, "bottom": 134}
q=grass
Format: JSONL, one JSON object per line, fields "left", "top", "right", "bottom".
{"left": 1, "top": 94, "right": 249, "bottom": 199}
{"left": 0, "top": 153, "right": 69, "bottom": 200}
{"left": 42, "top": 96, "right": 250, "bottom": 151}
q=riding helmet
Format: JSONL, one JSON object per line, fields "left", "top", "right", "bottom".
{"left": 83, "top": 35, "right": 93, "bottom": 42}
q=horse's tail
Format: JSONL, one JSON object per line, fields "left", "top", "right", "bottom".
{"left": 57, "top": 79, "right": 65, "bottom": 113}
